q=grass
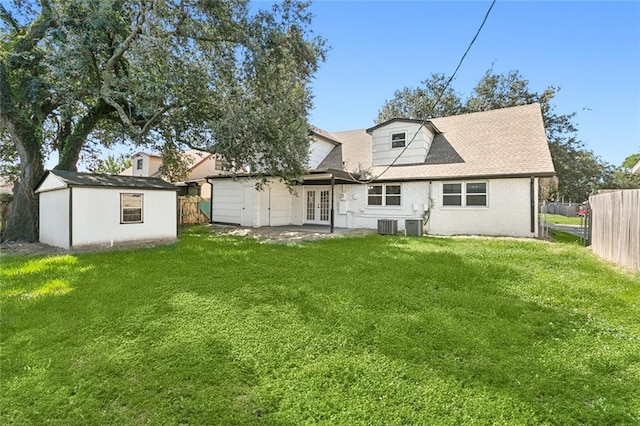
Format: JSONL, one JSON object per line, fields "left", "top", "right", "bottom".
{"left": 540, "top": 213, "right": 584, "bottom": 226}
{"left": 550, "top": 229, "right": 585, "bottom": 245}
{"left": 1, "top": 227, "right": 639, "bottom": 425}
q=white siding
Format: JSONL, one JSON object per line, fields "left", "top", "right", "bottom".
{"left": 189, "top": 156, "right": 218, "bottom": 179}
{"left": 258, "top": 181, "right": 293, "bottom": 226}
{"left": 36, "top": 174, "right": 67, "bottom": 192}
{"left": 308, "top": 139, "right": 336, "bottom": 169}
{"left": 39, "top": 189, "right": 70, "bottom": 249}
{"left": 211, "top": 180, "right": 243, "bottom": 224}
{"left": 371, "top": 122, "right": 434, "bottom": 167}
{"left": 70, "top": 188, "right": 176, "bottom": 247}
{"left": 339, "top": 178, "right": 535, "bottom": 237}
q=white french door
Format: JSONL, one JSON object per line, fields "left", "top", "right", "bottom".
{"left": 304, "top": 188, "right": 330, "bottom": 224}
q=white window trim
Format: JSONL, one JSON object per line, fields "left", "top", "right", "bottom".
{"left": 390, "top": 132, "right": 407, "bottom": 149}
{"left": 136, "top": 158, "right": 143, "bottom": 170}
{"left": 121, "top": 193, "right": 144, "bottom": 224}
{"left": 441, "top": 181, "right": 488, "bottom": 208}
{"left": 367, "top": 183, "right": 403, "bottom": 207}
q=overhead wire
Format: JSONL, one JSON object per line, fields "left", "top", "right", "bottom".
{"left": 350, "top": 0, "right": 496, "bottom": 184}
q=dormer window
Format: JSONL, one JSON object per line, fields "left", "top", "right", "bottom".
{"left": 391, "top": 132, "right": 406, "bottom": 148}
{"left": 136, "top": 158, "right": 143, "bottom": 170}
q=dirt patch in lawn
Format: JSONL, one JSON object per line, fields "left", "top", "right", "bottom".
{"left": 208, "top": 224, "right": 376, "bottom": 244}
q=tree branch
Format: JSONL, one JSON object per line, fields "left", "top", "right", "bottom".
{"left": 100, "top": 5, "right": 146, "bottom": 132}
{"left": 0, "top": 5, "right": 20, "bottom": 31}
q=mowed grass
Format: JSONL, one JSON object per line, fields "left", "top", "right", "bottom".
{"left": 1, "top": 228, "right": 639, "bottom": 425}
{"left": 541, "top": 213, "right": 584, "bottom": 226}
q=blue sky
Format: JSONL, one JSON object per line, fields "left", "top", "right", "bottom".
{"left": 304, "top": 1, "right": 640, "bottom": 166}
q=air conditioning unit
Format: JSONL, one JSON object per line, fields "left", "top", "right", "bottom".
{"left": 405, "top": 219, "right": 423, "bottom": 236}
{"left": 377, "top": 219, "right": 398, "bottom": 235}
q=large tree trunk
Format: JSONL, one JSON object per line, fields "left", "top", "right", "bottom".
{"left": 1, "top": 130, "right": 45, "bottom": 243}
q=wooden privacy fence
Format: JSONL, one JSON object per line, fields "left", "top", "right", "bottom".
{"left": 178, "top": 196, "right": 210, "bottom": 225}
{"left": 589, "top": 189, "right": 640, "bottom": 271}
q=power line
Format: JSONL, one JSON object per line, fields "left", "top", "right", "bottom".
{"left": 365, "top": 0, "right": 496, "bottom": 182}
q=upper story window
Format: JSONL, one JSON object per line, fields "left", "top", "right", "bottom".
{"left": 368, "top": 184, "right": 402, "bottom": 206}
{"left": 136, "top": 158, "right": 143, "bottom": 170}
{"left": 442, "top": 182, "right": 487, "bottom": 207}
{"left": 214, "top": 159, "right": 223, "bottom": 171}
{"left": 391, "top": 132, "right": 406, "bottom": 148}
{"left": 121, "top": 193, "right": 143, "bottom": 223}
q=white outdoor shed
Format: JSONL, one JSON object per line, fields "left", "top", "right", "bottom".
{"left": 36, "top": 170, "right": 178, "bottom": 249}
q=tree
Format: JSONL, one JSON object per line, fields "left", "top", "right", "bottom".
{"left": 88, "top": 153, "right": 132, "bottom": 175}
{"left": 377, "top": 69, "right": 607, "bottom": 202}
{"left": 600, "top": 153, "right": 640, "bottom": 190}
{"left": 0, "top": 0, "right": 325, "bottom": 242}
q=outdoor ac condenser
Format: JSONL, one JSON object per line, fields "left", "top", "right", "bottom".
{"left": 377, "top": 219, "right": 398, "bottom": 235}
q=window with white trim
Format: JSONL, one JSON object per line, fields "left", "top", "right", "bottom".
{"left": 121, "top": 193, "right": 143, "bottom": 223}
{"left": 391, "top": 132, "right": 406, "bottom": 148}
{"left": 442, "top": 182, "right": 487, "bottom": 207}
{"left": 136, "top": 158, "right": 143, "bottom": 170}
{"left": 368, "top": 184, "right": 402, "bottom": 206}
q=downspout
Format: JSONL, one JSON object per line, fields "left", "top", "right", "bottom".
{"left": 330, "top": 175, "right": 335, "bottom": 233}
{"left": 68, "top": 187, "right": 73, "bottom": 248}
{"left": 530, "top": 177, "right": 535, "bottom": 234}
{"left": 206, "top": 178, "right": 213, "bottom": 224}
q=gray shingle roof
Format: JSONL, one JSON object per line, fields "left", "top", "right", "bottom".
{"left": 43, "top": 170, "right": 179, "bottom": 190}
{"left": 326, "top": 103, "right": 555, "bottom": 180}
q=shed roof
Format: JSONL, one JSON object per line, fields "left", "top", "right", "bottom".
{"left": 37, "top": 170, "right": 178, "bottom": 191}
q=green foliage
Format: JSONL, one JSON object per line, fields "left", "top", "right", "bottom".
{"left": 88, "top": 153, "right": 132, "bottom": 175}
{"left": 377, "top": 69, "right": 609, "bottom": 202}
{"left": 2, "top": 229, "right": 639, "bottom": 424}
{"left": 601, "top": 153, "right": 640, "bottom": 190}
{"left": 0, "top": 0, "right": 326, "bottom": 241}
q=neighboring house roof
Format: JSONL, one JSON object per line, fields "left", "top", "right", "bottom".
{"left": 632, "top": 159, "right": 640, "bottom": 175}
{"left": 120, "top": 149, "right": 215, "bottom": 178}
{"left": 37, "top": 170, "right": 178, "bottom": 191}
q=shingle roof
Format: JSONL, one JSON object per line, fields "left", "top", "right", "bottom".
{"left": 43, "top": 170, "right": 178, "bottom": 190}
{"left": 327, "top": 103, "right": 555, "bottom": 180}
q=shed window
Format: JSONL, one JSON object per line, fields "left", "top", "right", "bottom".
{"left": 136, "top": 158, "right": 143, "bottom": 170}
{"left": 121, "top": 193, "right": 143, "bottom": 223}
{"left": 391, "top": 132, "right": 406, "bottom": 148}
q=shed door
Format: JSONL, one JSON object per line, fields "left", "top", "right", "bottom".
{"left": 242, "top": 186, "right": 254, "bottom": 227}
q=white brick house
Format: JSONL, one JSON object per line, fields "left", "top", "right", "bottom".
{"left": 206, "top": 104, "right": 556, "bottom": 237}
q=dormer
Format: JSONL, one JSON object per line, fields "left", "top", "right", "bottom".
{"left": 131, "top": 152, "right": 162, "bottom": 177}
{"left": 308, "top": 128, "right": 341, "bottom": 169}
{"left": 366, "top": 119, "right": 440, "bottom": 166}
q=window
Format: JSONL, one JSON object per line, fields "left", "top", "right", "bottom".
{"left": 121, "top": 193, "right": 143, "bottom": 223}
{"left": 391, "top": 132, "right": 406, "bottom": 148}
{"left": 443, "top": 183, "right": 462, "bottom": 206}
{"left": 214, "top": 159, "right": 223, "bottom": 171}
{"left": 466, "top": 182, "right": 487, "bottom": 206}
{"left": 368, "top": 184, "right": 402, "bottom": 206}
{"left": 442, "top": 182, "right": 487, "bottom": 207}
{"left": 136, "top": 158, "right": 143, "bottom": 170}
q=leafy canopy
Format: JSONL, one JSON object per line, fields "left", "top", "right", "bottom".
{"left": 0, "top": 0, "right": 326, "bottom": 241}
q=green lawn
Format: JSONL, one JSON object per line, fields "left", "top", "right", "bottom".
{"left": 2, "top": 228, "right": 639, "bottom": 425}
{"left": 550, "top": 229, "right": 585, "bottom": 245}
{"left": 540, "top": 213, "right": 584, "bottom": 226}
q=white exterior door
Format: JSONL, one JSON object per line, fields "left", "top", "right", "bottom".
{"left": 304, "top": 188, "right": 330, "bottom": 225}
{"left": 242, "top": 186, "right": 254, "bottom": 226}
